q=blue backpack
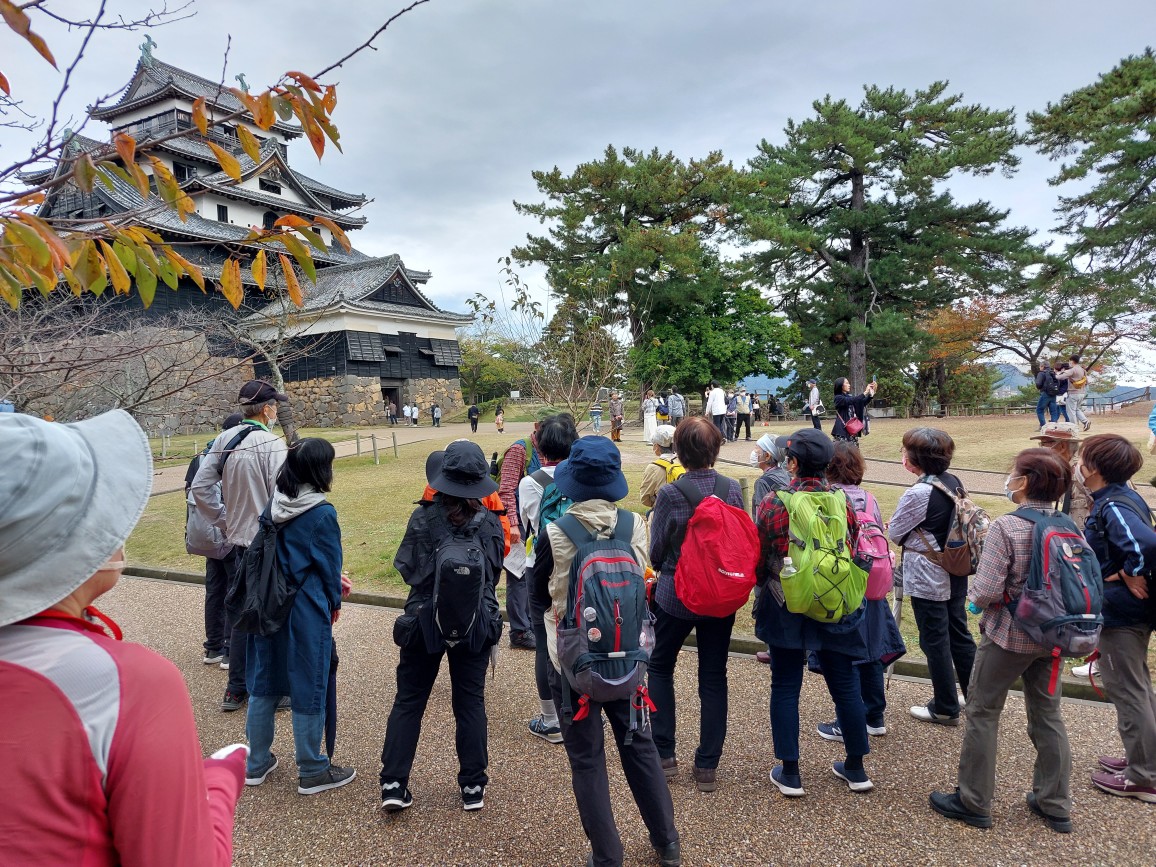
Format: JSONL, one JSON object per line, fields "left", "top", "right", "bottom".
{"left": 1007, "top": 508, "right": 1103, "bottom": 692}
{"left": 554, "top": 510, "right": 655, "bottom": 743}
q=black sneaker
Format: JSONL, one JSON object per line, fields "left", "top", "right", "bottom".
{"left": 245, "top": 754, "right": 278, "bottom": 786}
{"left": 461, "top": 783, "right": 486, "bottom": 811}
{"left": 380, "top": 782, "right": 413, "bottom": 811}
{"left": 1026, "top": 792, "right": 1072, "bottom": 833}
{"left": 929, "top": 790, "right": 992, "bottom": 829}
{"left": 203, "top": 650, "right": 225, "bottom": 665}
{"left": 220, "top": 690, "right": 247, "bottom": 712}
{"left": 298, "top": 764, "right": 356, "bottom": 795}
{"left": 509, "top": 630, "right": 536, "bottom": 650}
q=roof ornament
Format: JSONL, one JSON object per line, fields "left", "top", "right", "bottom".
{"left": 235, "top": 72, "right": 249, "bottom": 94}
{"left": 139, "top": 34, "right": 157, "bottom": 68}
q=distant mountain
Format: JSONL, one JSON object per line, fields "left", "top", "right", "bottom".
{"left": 991, "top": 362, "right": 1031, "bottom": 390}
{"left": 739, "top": 374, "right": 792, "bottom": 396}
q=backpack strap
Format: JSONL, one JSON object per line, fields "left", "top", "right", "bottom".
{"left": 218, "top": 424, "right": 258, "bottom": 471}
{"left": 611, "top": 509, "right": 634, "bottom": 543}
{"left": 530, "top": 468, "right": 553, "bottom": 488}
{"left": 553, "top": 512, "right": 596, "bottom": 548}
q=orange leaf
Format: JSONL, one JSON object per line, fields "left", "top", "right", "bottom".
{"left": 14, "top": 213, "right": 70, "bottom": 269}
{"left": 279, "top": 253, "right": 304, "bottom": 306}
{"left": 273, "top": 214, "right": 310, "bottom": 229}
{"left": 0, "top": 70, "right": 9, "bottom": 96}
{"left": 99, "top": 240, "right": 131, "bottom": 294}
{"left": 254, "top": 92, "right": 276, "bottom": 130}
{"left": 162, "top": 248, "right": 205, "bottom": 292}
{"left": 313, "top": 216, "right": 351, "bottom": 253}
{"left": 285, "top": 70, "right": 322, "bottom": 93}
{"left": 114, "top": 131, "right": 136, "bottom": 166}
{"left": 251, "top": 249, "right": 267, "bottom": 291}
{"left": 206, "top": 141, "right": 242, "bottom": 181}
{"left": 238, "top": 125, "right": 261, "bottom": 162}
{"left": 192, "top": 97, "right": 209, "bottom": 134}
{"left": 321, "top": 85, "right": 337, "bottom": 113}
{"left": 219, "top": 258, "right": 244, "bottom": 309}
{"left": 0, "top": 0, "right": 56, "bottom": 68}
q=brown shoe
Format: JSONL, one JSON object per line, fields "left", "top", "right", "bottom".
{"left": 692, "top": 766, "right": 717, "bottom": 793}
{"left": 660, "top": 756, "right": 678, "bottom": 780}
{"left": 755, "top": 651, "right": 771, "bottom": 664}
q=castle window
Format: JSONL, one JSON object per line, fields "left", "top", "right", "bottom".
{"left": 259, "top": 178, "right": 281, "bottom": 195}
{"left": 346, "top": 332, "right": 384, "bottom": 362}
{"left": 216, "top": 204, "right": 229, "bottom": 223}
{"left": 173, "top": 163, "right": 196, "bottom": 182}
{"left": 262, "top": 211, "right": 277, "bottom": 231}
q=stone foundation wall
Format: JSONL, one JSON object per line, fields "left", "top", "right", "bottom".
{"left": 287, "top": 374, "right": 464, "bottom": 427}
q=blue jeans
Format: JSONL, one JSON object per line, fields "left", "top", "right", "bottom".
{"left": 770, "top": 646, "right": 869, "bottom": 761}
{"left": 246, "top": 695, "right": 327, "bottom": 778}
{"left": 1035, "top": 393, "right": 1059, "bottom": 426}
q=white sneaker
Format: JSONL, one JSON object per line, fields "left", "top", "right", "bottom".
{"left": 1072, "top": 660, "right": 1100, "bottom": 678}
{"left": 866, "top": 722, "right": 887, "bottom": 737}
{"left": 909, "top": 705, "right": 960, "bottom": 726}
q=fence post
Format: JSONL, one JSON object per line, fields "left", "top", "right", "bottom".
{"left": 391, "top": 432, "right": 399, "bottom": 459}
{"left": 740, "top": 477, "right": 751, "bottom": 515}
{"left": 161, "top": 435, "right": 168, "bottom": 460}
{"left": 193, "top": 440, "right": 198, "bottom": 456}
{"left": 356, "top": 433, "right": 361, "bottom": 457}
{"left": 371, "top": 434, "right": 379, "bottom": 465}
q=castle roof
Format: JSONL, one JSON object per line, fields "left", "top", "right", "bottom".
{"left": 90, "top": 57, "right": 301, "bottom": 138}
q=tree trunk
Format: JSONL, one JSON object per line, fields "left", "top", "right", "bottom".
{"left": 267, "top": 365, "right": 298, "bottom": 445}
{"left": 846, "top": 170, "right": 869, "bottom": 392}
{"left": 935, "top": 359, "right": 949, "bottom": 415}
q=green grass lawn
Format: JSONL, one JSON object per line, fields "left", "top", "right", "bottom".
{"left": 128, "top": 409, "right": 1156, "bottom": 664}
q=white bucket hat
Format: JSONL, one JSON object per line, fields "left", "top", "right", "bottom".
{"left": 0, "top": 410, "right": 152, "bottom": 626}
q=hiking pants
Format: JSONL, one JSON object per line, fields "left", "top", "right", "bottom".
{"left": 505, "top": 568, "right": 532, "bottom": 635}
{"left": 203, "top": 554, "right": 230, "bottom": 655}
{"left": 1098, "top": 624, "right": 1156, "bottom": 787}
{"left": 770, "top": 646, "right": 869, "bottom": 762}
{"left": 548, "top": 666, "right": 678, "bottom": 867}
{"left": 736, "top": 413, "right": 751, "bottom": 440}
{"left": 911, "top": 581, "right": 975, "bottom": 718}
{"left": 957, "top": 637, "right": 1071, "bottom": 817}
{"left": 379, "top": 642, "right": 490, "bottom": 791}
{"left": 1068, "top": 391, "right": 1089, "bottom": 426}
{"left": 648, "top": 606, "right": 735, "bottom": 770}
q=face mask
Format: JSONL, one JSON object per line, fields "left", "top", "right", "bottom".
{"left": 749, "top": 449, "right": 762, "bottom": 466}
{"left": 1004, "top": 475, "right": 1024, "bottom": 502}
{"left": 1073, "top": 462, "right": 1086, "bottom": 485}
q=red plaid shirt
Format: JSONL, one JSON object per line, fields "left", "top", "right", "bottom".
{"left": 756, "top": 477, "right": 859, "bottom": 585}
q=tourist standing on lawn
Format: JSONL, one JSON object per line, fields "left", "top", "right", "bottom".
{"left": 245, "top": 438, "right": 356, "bottom": 796}
{"left": 818, "top": 442, "right": 905, "bottom": 743}
{"left": 468, "top": 402, "right": 480, "bottom": 433}
{"left": 191, "top": 380, "right": 289, "bottom": 713}
{"left": 609, "top": 391, "right": 625, "bottom": 442}
{"left": 931, "top": 448, "right": 1077, "bottom": 832}
{"left": 529, "top": 437, "right": 681, "bottom": 867}
{"left": 832, "top": 376, "right": 876, "bottom": 445}
{"left": 668, "top": 386, "right": 687, "bottom": 427}
{"left": 803, "top": 379, "right": 823, "bottom": 430}
{"left": 1034, "top": 362, "right": 1061, "bottom": 430}
{"left": 641, "top": 424, "right": 680, "bottom": 509}
{"left": 1030, "top": 422, "right": 1092, "bottom": 528}
{"left": 642, "top": 388, "right": 660, "bottom": 444}
{"left": 649, "top": 416, "right": 745, "bottom": 792}
{"left": 888, "top": 427, "right": 976, "bottom": 726}
{"left": 495, "top": 404, "right": 505, "bottom": 433}
{"left": 0, "top": 410, "right": 248, "bottom": 866}
{"left": 1055, "top": 355, "right": 1092, "bottom": 431}
{"left": 380, "top": 441, "right": 505, "bottom": 813}
{"left": 755, "top": 428, "right": 874, "bottom": 797}
{"left": 1076, "top": 434, "right": 1156, "bottom": 805}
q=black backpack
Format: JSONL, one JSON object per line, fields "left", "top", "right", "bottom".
{"left": 228, "top": 502, "right": 322, "bottom": 636}
{"left": 427, "top": 505, "right": 493, "bottom": 650}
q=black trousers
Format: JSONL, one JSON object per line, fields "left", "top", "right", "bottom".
{"left": 224, "top": 545, "right": 249, "bottom": 696}
{"left": 911, "top": 577, "right": 976, "bottom": 717}
{"left": 647, "top": 605, "right": 735, "bottom": 770}
{"left": 203, "top": 555, "right": 230, "bottom": 654}
{"left": 549, "top": 666, "right": 678, "bottom": 867}
{"left": 470, "top": 418, "right": 478, "bottom": 432}
{"left": 379, "top": 642, "right": 490, "bottom": 790}
{"left": 806, "top": 411, "right": 822, "bottom": 429}
{"left": 736, "top": 413, "right": 751, "bottom": 439}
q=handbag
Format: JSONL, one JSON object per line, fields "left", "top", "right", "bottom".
{"left": 839, "top": 409, "right": 864, "bottom": 437}
{"left": 812, "top": 401, "right": 826, "bottom": 418}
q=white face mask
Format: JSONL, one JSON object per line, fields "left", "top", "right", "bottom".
{"left": 750, "top": 449, "right": 762, "bottom": 466}
{"left": 1004, "top": 475, "right": 1024, "bottom": 503}
{"left": 1073, "top": 462, "right": 1086, "bottom": 485}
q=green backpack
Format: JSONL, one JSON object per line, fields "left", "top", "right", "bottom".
{"left": 775, "top": 489, "right": 867, "bottom": 623}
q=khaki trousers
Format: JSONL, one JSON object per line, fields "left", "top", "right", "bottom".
{"left": 957, "top": 637, "right": 1072, "bottom": 817}
{"left": 1098, "top": 624, "right": 1156, "bottom": 786}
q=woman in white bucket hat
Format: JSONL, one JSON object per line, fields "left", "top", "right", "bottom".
{"left": 0, "top": 410, "right": 247, "bottom": 866}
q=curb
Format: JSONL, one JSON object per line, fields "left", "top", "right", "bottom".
{"left": 125, "top": 567, "right": 1110, "bottom": 703}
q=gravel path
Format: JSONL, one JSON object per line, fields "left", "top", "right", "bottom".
{"left": 102, "top": 577, "right": 1155, "bottom": 866}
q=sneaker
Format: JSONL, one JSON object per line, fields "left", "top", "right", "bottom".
{"left": 867, "top": 722, "right": 887, "bottom": 737}
{"left": 692, "top": 766, "right": 717, "bottom": 793}
{"left": 654, "top": 840, "right": 682, "bottom": 867}
{"left": 276, "top": 695, "right": 291, "bottom": 711}
{"left": 528, "top": 715, "right": 563, "bottom": 744}
{"left": 817, "top": 721, "right": 844, "bottom": 742}
{"left": 220, "top": 690, "right": 247, "bottom": 712}
{"left": 219, "top": 660, "right": 230, "bottom": 671}
{"left": 298, "top": 764, "right": 356, "bottom": 795}
{"left": 1099, "top": 755, "right": 1128, "bottom": 773}
{"left": 929, "top": 790, "right": 992, "bottom": 828}
{"left": 508, "top": 630, "right": 536, "bottom": 650}
{"left": 1026, "top": 792, "right": 1072, "bottom": 833}
{"left": 661, "top": 756, "right": 678, "bottom": 780}
{"left": 1083, "top": 420, "right": 1092, "bottom": 432}
{"left": 245, "top": 754, "right": 278, "bottom": 786}
{"left": 1072, "top": 660, "right": 1100, "bottom": 678}
{"left": 1091, "top": 770, "right": 1156, "bottom": 803}
{"left": 203, "top": 651, "right": 225, "bottom": 665}
{"left": 380, "top": 782, "right": 413, "bottom": 811}
{"left": 770, "top": 765, "right": 805, "bottom": 797}
{"left": 832, "top": 761, "right": 874, "bottom": 793}
{"left": 461, "top": 784, "right": 486, "bottom": 811}
{"left": 910, "top": 704, "right": 960, "bottom": 726}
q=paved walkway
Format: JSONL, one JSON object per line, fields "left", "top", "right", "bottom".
{"left": 103, "top": 576, "right": 1154, "bottom": 866}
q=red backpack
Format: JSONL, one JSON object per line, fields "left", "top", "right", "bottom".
{"left": 670, "top": 476, "right": 759, "bottom": 617}
{"left": 844, "top": 487, "right": 894, "bottom": 600}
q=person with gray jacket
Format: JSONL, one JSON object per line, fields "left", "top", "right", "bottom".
{"left": 192, "top": 380, "right": 289, "bottom": 712}
{"left": 185, "top": 412, "right": 243, "bottom": 667}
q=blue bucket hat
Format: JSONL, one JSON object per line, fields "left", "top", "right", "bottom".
{"left": 552, "top": 436, "right": 628, "bottom": 502}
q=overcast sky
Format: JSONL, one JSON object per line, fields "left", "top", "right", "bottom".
{"left": 3, "top": 0, "right": 1155, "bottom": 330}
